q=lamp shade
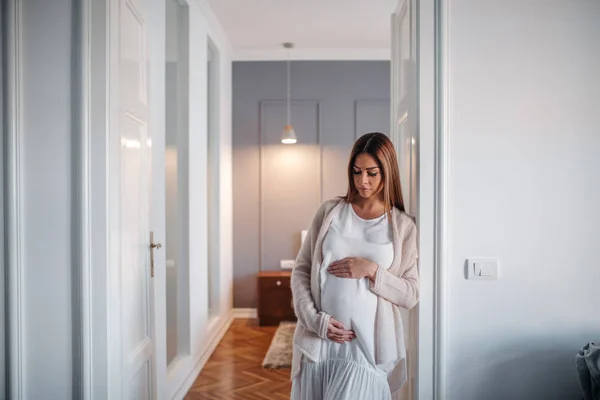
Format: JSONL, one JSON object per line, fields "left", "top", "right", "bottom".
{"left": 281, "top": 124, "right": 297, "bottom": 144}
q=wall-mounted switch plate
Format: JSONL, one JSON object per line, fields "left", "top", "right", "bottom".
{"left": 280, "top": 259, "right": 295, "bottom": 269}
{"left": 467, "top": 258, "right": 499, "bottom": 280}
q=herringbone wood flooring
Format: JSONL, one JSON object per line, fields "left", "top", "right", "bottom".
{"left": 185, "top": 319, "right": 292, "bottom": 400}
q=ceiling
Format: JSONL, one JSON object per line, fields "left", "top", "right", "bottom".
{"left": 206, "top": 0, "right": 398, "bottom": 56}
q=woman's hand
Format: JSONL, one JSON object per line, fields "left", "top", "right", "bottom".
{"left": 327, "top": 317, "right": 356, "bottom": 344}
{"left": 327, "top": 257, "right": 378, "bottom": 281}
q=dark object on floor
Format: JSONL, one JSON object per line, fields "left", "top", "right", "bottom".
{"left": 576, "top": 342, "right": 600, "bottom": 400}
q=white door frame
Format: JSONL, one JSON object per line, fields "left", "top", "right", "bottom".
{"left": 392, "top": 0, "right": 447, "bottom": 399}
{"left": 78, "top": 0, "right": 94, "bottom": 397}
{"left": 4, "top": 1, "right": 25, "bottom": 398}
{"left": 390, "top": 1, "right": 419, "bottom": 399}
{"left": 82, "top": 0, "right": 111, "bottom": 397}
{"left": 0, "top": 4, "right": 6, "bottom": 396}
{"left": 412, "top": 0, "right": 448, "bottom": 399}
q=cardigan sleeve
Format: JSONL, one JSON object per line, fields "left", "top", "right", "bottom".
{"left": 370, "top": 219, "right": 420, "bottom": 309}
{"left": 290, "top": 204, "right": 331, "bottom": 339}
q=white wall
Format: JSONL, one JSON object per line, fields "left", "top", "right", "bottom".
{"left": 442, "top": 1, "right": 600, "bottom": 398}
{"left": 216, "top": 9, "right": 234, "bottom": 340}
{"left": 7, "top": 0, "right": 79, "bottom": 398}
{"left": 167, "top": 0, "right": 234, "bottom": 398}
{"left": 187, "top": 0, "right": 234, "bottom": 355}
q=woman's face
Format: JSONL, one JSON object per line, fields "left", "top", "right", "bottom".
{"left": 352, "top": 153, "right": 383, "bottom": 200}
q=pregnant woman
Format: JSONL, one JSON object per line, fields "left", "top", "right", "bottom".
{"left": 290, "top": 132, "right": 419, "bottom": 400}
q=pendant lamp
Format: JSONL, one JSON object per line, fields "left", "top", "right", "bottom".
{"left": 281, "top": 42, "right": 297, "bottom": 144}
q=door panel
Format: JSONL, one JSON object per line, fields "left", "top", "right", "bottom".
{"left": 119, "top": 0, "right": 154, "bottom": 397}
{"left": 129, "top": 360, "right": 151, "bottom": 399}
{"left": 120, "top": 116, "right": 150, "bottom": 357}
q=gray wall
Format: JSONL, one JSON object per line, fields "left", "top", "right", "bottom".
{"left": 232, "top": 61, "right": 390, "bottom": 308}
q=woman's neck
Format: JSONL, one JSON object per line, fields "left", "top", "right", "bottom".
{"left": 353, "top": 195, "right": 384, "bottom": 210}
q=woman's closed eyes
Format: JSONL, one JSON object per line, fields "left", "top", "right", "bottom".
{"left": 353, "top": 170, "right": 378, "bottom": 177}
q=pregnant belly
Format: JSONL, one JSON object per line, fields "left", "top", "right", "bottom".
{"left": 320, "top": 275, "right": 377, "bottom": 331}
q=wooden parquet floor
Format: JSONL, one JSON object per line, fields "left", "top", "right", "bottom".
{"left": 185, "top": 319, "right": 293, "bottom": 400}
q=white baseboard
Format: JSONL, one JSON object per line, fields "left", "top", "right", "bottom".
{"left": 232, "top": 308, "right": 257, "bottom": 319}
{"left": 169, "top": 308, "right": 259, "bottom": 399}
{"left": 170, "top": 311, "right": 235, "bottom": 400}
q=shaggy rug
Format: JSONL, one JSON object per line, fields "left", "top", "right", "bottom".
{"left": 262, "top": 322, "right": 296, "bottom": 369}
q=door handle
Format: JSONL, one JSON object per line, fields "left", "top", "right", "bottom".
{"left": 150, "top": 231, "right": 162, "bottom": 278}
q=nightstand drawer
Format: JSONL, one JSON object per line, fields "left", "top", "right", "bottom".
{"left": 258, "top": 275, "right": 290, "bottom": 291}
{"left": 257, "top": 271, "right": 296, "bottom": 326}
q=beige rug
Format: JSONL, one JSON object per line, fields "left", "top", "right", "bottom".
{"left": 262, "top": 322, "right": 296, "bottom": 369}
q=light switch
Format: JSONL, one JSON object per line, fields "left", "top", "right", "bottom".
{"left": 475, "top": 262, "right": 495, "bottom": 277}
{"left": 467, "top": 258, "right": 499, "bottom": 280}
{"left": 280, "top": 259, "right": 295, "bottom": 269}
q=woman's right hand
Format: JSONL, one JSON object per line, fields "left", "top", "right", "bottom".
{"left": 327, "top": 317, "right": 356, "bottom": 344}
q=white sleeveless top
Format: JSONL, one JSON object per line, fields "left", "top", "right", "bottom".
{"left": 319, "top": 202, "right": 394, "bottom": 368}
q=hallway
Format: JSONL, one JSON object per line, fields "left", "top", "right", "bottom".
{"left": 3, "top": 0, "right": 600, "bottom": 398}
{"left": 185, "top": 319, "right": 291, "bottom": 399}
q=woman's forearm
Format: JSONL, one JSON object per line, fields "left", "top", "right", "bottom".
{"left": 291, "top": 261, "right": 330, "bottom": 338}
{"left": 369, "top": 261, "right": 419, "bottom": 309}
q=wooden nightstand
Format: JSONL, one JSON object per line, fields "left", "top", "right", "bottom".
{"left": 257, "top": 271, "right": 297, "bottom": 326}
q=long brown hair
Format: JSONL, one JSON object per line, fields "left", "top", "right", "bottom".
{"left": 342, "top": 132, "right": 405, "bottom": 213}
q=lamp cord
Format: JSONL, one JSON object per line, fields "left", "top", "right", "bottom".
{"left": 287, "top": 47, "right": 291, "bottom": 126}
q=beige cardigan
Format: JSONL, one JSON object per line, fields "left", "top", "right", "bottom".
{"left": 290, "top": 198, "right": 419, "bottom": 393}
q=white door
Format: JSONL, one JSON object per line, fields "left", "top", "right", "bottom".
{"left": 391, "top": 1, "right": 418, "bottom": 399}
{"left": 116, "top": 0, "right": 165, "bottom": 398}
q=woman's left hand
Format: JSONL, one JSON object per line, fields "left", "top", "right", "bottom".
{"left": 327, "top": 257, "right": 378, "bottom": 281}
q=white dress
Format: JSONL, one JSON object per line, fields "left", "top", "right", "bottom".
{"left": 291, "top": 203, "right": 394, "bottom": 400}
